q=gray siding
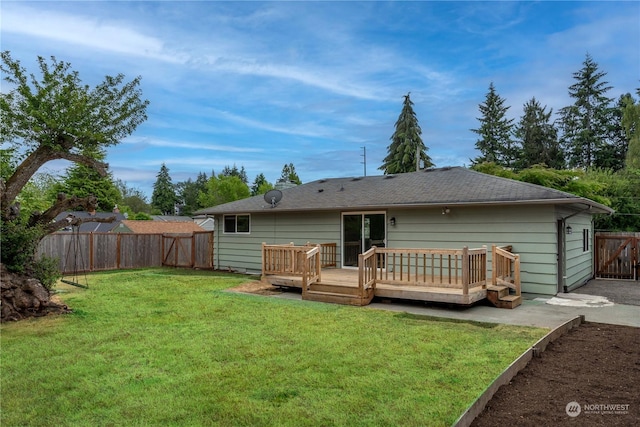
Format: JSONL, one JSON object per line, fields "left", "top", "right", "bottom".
{"left": 214, "top": 205, "right": 568, "bottom": 295}
{"left": 387, "top": 205, "right": 559, "bottom": 295}
{"left": 215, "top": 212, "right": 341, "bottom": 273}
{"left": 559, "top": 208, "right": 594, "bottom": 291}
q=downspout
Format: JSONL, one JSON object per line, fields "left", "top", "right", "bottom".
{"left": 559, "top": 206, "right": 592, "bottom": 292}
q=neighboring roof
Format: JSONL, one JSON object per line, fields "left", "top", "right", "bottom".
{"left": 54, "top": 211, "right": 126, "bottom": 233}
{"left": 116, "top": 220, "right": 205, "bottom": 234}
{"left": 150, "top": 215, "right": 194, "bottom": 222}
{"left": 196, "top": 167, "right": 614, "bottom": 215}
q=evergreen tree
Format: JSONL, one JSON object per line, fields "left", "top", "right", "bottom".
{"left": 54, "top": 159, "right": 121, "bottom": 212}
{"left": 471, "top": 83, "right": 515, "bottom": 167}
{"left": 251, "top": 173, "right": 273, "bottom": 196}
{"left": 622, "top": 90, "right": 640, "bottom": 169}
{"left": 559, "top": 54, "right": 614, "bottom": 169}
{"left": 221, "top": 164, "right": 248, "bottom": 184}
{"left": 279, "top": 163, "right": 302, "bottom": 185}
{"left": 514, "top": 97, "right": 563, "bottom": 169}
{"left": 380, "top": 93, "right": 433, "bottom": 174}
{"left": 175, "top": 172, "right": 207, "bottom": 215}
{"left": 151, "top": 163, "right": 177, "bottom": 215}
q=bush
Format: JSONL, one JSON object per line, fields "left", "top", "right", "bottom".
{"left": 0, "top": 219, "right": 45, "bottom": 274}
{"left": 32, "top": 255, "right": 62, "bottom": 290}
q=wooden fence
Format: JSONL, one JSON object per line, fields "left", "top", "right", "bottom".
{"left": 595, "top": 232, "right": 639, "bottom": 280}
{"left": 37, "top": 231, "right": 215, "bottom": 274}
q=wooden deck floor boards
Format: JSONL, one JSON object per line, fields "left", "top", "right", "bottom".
{"left": 264, "top": 268, "right": 487, "bottom": 305}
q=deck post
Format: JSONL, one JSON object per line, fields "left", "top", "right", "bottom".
{"left": 316, "top": 244, "right": 322, "bottom": 283}
{"left": 462, "top": 246, "right": 469, "bottom": 295}
{"left": 261, "top": 242, "right": 266, "bottom": 281}
{"left": 514, "top": 254, "right": 521, "bottom": 296}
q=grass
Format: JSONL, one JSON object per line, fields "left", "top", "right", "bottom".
{"left": 1, "top": 268, "right": 547, "bottom": 426}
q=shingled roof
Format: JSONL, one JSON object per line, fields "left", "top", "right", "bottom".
{"left": 117, "top": 220, "right": 205, "bottom": 234}
{"left": 196, "top": 167, "right": 613, "bottom": 215}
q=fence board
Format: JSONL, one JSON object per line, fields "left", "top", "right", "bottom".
{"left": 37, "top": 231, "right": 214, "bottom": 274}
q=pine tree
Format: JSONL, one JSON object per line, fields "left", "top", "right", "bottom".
{"left": 251, "top": 173, "right": 273, "bottom": 196}
{"left": 54, "top": 161, "right": 121, "bottom": 212}
{"left": 151, "top": 163, "right": 177, "bottom": 215}
{"left": 279, "top": 163, "right": 302, "bottom": 185}
{"left": 559, "top": 54, "right": 614, "bottom": 168}
{"left": 221, "top": 164, "right": 248, "bottom": 184}
{"left": 380, "top": 93, "right": 433, "bottom": 174}
{"left": 471, "top": 83, "right": 515, "bottom": 167}
{"left": 175, "top": 172, "right": 207, "bottom": 215}
{"left": 514, "top": 97, "right": 563, "bottom": 170}
{"left": 623, "top": 90, "right": 640, "bottom": 169}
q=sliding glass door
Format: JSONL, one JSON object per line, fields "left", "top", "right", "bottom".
{"left": 342, "top": 213, "right": 386, "bottom": 267}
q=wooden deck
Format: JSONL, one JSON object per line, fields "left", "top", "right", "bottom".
{"left": 261, "top": 243, "right": 521, "bottom": 308}
{"left": 263, "top": 268, "right": 488, "bottom": 305}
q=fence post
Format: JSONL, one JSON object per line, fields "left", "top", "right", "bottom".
{"left": 462, "top": 246, "right": 469, "bottom": 295}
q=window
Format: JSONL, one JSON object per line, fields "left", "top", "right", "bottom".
{"left": 583, "top": 229, "right": 590, "bottom": 252}
{"left": 224, "top": 214, "right": 250, "bottom": 233}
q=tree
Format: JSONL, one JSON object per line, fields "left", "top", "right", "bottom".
{"left": 175, "top": 172, "right": 207, "bottom": 215}
{"left": 151, "top": 163, "right": 177, "bottom": 215}
{"left": 115, "top": 179, "right": 150, "bottom": 215}
{"left": 279, "top": 163, "right": 302, "bottom": 185}
{"left": 471, "top": 83, "right": 516, "bottom": 167}
{"left": 52, "top": 152, "right": 121, "bottom": 212}
{"left": 0, "top": 52, "right": 148, "bottom": 321}
{"left": 221, "top": 164, "right": 248, "bottom": 184}
{"left": 380, "top": 93, "right": 433, "bottom": 174}
{"left": 622, "top": 90, "right": 640, "bottom": 169}
{"left": 251, "top": 173, "right": 273, "bottom": 196}
{"left": 198, "top": 174, "right": 250, "bottom": 207}
{"left": 514, "top": 97, "right": 563, "bottom": 169}
{"left": 558, "top": 54, "right": 615, "bottom": 169}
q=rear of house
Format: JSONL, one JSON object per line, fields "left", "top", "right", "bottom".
{"left": 197, "top": 167, "right": 612, "bottom": 296}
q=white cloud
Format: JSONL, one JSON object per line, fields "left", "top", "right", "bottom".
{"left": 2, "top": 4, "right": 188, "bottom": 63}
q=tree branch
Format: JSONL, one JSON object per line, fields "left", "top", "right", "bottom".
{"left": 43, "top": 214, "right": 116, "bottom": 235}
{"left": 1, "top": 144, "right": 107, "bottom": 221}
{"left": 28, "top": 194, "right": 99, "bottom": 229}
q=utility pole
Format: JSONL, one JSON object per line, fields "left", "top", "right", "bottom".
{"left": 361, "top": 146, "right": 367, "bottom": 176}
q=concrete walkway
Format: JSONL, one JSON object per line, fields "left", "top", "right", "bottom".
{"left": 274, "top": 279, "right": 640, "bottom": 329}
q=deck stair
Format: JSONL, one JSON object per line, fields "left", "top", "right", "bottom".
{"left": 303, "top": 280, "right": 374, "bottom": 306}
{"left": 486, "top": 284, "right": 522, "bottom": 309}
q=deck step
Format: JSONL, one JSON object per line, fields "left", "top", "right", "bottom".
{"left": 486, "top": 285, "right": 522, "bottom": 309}
{"left": 303, "top": 290, "right": 373, "bottom": 306}
{"left": 309, "top": 282, "right": 360, "bottom": 296}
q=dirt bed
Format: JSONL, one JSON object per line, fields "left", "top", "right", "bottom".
{"left": 471, "top": 322, "right": 640, "bottom": 426}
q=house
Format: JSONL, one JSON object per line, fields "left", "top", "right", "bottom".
{"left": 196, "top": 167, "right": 613, "bottom": 296}
{"left": 114, "top": 220, "right": 205, "bottom": 234}
{"left": 193, "top": 215, "right": 215, "bottom": 231}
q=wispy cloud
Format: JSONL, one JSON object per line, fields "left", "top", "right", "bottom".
{"left": 2, "top": 4, "right": 188, "bottom": 63}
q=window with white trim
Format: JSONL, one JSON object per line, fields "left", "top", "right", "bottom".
{"left": 582, "top": 229, "right": 590, "bottom": 252}
{"left": 224, "top": 214, "right": 250, "bottom": 233}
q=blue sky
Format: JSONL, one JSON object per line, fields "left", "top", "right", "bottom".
{"left": 2, "top": 1, "right": 639, "bottom": 199}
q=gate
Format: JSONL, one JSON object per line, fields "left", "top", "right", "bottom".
{"left": 162, "top": 231, "right": 214, "bottom": 268}
{"left": 595, "top": 233, "right": 639, "bottom": 280}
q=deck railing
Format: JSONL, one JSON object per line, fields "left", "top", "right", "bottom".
{"left": 261, "top": 243, "right": 322, "bottom": 292}
{"left": 358, "top": 247, "right": 377, "bottom": 293}
{"left": 492, "top": 245, "right": 521, "bottom": 296}
{"left": 306, "top": 242, "right": 337, "bottom": 268}
{"left": 368, "top": 246, "right": 487, "bottom": 294}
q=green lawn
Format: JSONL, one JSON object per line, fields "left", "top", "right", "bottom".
{"left": 1, "top": 268, "right": 547, "bottom": 426}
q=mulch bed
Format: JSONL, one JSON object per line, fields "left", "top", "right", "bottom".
{"left": 471, "top": 322, "right": 640, "bottom": 426}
